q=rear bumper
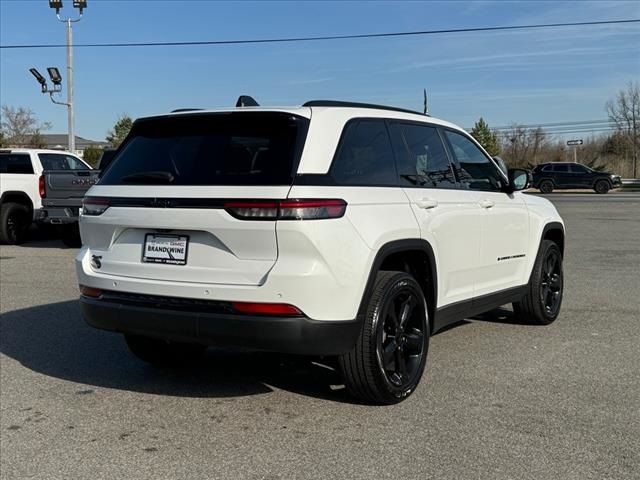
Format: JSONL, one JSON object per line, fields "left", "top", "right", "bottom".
{"left": 36, "top": 207, "right": 78, "bottom": 224}
{"left": 80, "top": 294, "right": 362, "bottom": 356}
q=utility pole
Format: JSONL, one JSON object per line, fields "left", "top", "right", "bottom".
{"left": 48, "top": 1, "right": 86, "bottom": 154}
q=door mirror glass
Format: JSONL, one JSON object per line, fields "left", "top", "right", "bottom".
{"left": 508, "top": 168, "right": 530, "bottom": 191}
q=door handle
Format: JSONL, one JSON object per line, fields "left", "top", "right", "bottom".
{"left": 416, "top": 198, "right": 439, "bottom": 209}
{"left": 479, "top": 199, "right": 495, "bottom": 209}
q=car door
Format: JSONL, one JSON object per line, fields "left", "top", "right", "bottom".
{"left": 553, "top": 163, "right": 572, "bottom": 187}
{"left": 389, "top": 121, "right": 482, "bottom": 308}
{"left": 442, "top": 129, "right": 530, "bottom": 297}
{"left": 569, "top": 163, "right": 592, "bottom": 187}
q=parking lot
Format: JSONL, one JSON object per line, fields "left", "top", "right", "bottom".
{"left": 1, "top": 193, "right": 639, "bottom": 480}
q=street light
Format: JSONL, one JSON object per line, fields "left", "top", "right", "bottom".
{"left": 29, "top": 68, "right": 48, "bottom": 92}
{"left": 73, "top": 1, "right": 87, "bottom": 13}
{"left": 49, "top": 1, "right": 63, "bottom": 13}
{"left": 47, "top": 67, "right": 63, "bottom": 86}
{"left": 43, "top": 0, "right": 87, "bottom": 153}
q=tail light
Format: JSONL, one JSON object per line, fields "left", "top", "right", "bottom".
{"left": 232, "top": 301, "right": 303, "bottom": 316}
{"left": 39, "top": 175, "right": 46, "bottom": 198}
{"left": 225, "top": 199, "right": 346, "bottom": 221}
{"left": 82, "top": 197, "right": 110, "bottom": 216}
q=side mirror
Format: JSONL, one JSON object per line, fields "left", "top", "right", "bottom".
{"left": 507, "top": 168, "right": 531, "bottom": 192}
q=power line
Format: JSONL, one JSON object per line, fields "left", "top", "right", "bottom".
{"left": 490, "top": 119, "right": 612, "bottom": 130}
{"left": 1, "top": 19, "right": 638, "bottom": 49}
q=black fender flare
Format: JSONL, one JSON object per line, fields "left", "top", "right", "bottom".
{"left": 357, "top": 239, "right": 438, "bottom": 321}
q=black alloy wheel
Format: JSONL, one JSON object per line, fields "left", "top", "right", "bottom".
{"left": 339, "top": 271, "right": 430, "bottom": 404}
{"left": 513, "top": 240, "right": 564, "bottom": 325}
{"left": 377, "top": 288, "right": 426, "bottom": 389}
{"left": 540, "top": 247, "right": 563, "bottom": 318}
{"left": 539, "top": 180, "right": 554, "bottom": 194}
{"left": 0, "top": 203, "right": 30, "bottom": 245}
{"left": 594, "top": 180, "right": 610, "bottom": 194}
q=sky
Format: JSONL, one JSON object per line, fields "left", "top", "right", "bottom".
{"left": 1, "top": 0, "right": 639, "bottom": 142}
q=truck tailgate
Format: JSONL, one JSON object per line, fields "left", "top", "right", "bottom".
{"left": 42, "top": 170, "right": 100, "bottom": 207}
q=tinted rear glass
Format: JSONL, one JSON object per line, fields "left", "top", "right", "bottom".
{"left": 100, "top": 112, "right": 309, "bottom": 186}
{"left": 39, "top": 153, "right": 89, "bottom": 170}
{"left": 0, "top": 154, "right": 34, "bottom": 174}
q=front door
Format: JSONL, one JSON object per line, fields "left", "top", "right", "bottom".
{"left": 442, "top": 130, "right": 530, "bottom": 298}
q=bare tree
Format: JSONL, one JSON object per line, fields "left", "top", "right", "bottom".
{"left": 606, "top": 81, "right": 639, "bottom": 177}
{"left": 0, "top": 105, "right": 51, "bottom": 146}
{"left": 499, "top": 124, "right": 548, "bottom": 168}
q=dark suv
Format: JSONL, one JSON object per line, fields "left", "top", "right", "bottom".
{"left": 532, "top": 162, "right": 622, "bottom": 194}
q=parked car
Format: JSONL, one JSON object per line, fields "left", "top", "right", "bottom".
{"left": 532, "top": 162, "right": 622, "bottom": 194}
{"left": 0, "top": 148, "right": 91, "bottom": 244}
{"left": 76, "top": 99, "right": 565, "bottom": 404}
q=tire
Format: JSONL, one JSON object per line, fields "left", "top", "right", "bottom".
{"left": 339, "top": 271, "right": 430, "bottom": 404}
{"left": 594, "top": 180, "right": 610, "bottom": 194}
{"left": 0, "top": 202, "right": 30, "bottom": 245}
{"left": 539, "top": 180, "right": 554, "bottom": 194}
{"left": 124, "top": 334, "right": 206, "bottom": 367}
{"left": 58, "top": 223, "right": 82, "bottom": 248}
{"left": 513, "top": 240, "right": 563, "bottom": 325}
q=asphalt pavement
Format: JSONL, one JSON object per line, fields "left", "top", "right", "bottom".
{"left": 1, "top": 193, "right": 639, "bottom": 479}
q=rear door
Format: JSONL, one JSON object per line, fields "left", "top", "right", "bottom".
{"left": 82, "top": 111, "right": 309, "bottom": 286}
{"left": 390, "top": 121, "right": 481, "bottom": 307}
{"left": 553, "top": 164, "right": 572, "bottom": 187}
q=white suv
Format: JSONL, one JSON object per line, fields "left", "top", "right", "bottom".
{"left": 76, "top": 100, "right": 565, "bottom": 404}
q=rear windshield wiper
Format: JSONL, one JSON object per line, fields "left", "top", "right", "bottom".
{"left": 120, "top": 171, "right": 175, "bottom": 184}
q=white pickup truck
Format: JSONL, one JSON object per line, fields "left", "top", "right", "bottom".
{"left": 0, "top": 148, "right": 93, "bottom": 244}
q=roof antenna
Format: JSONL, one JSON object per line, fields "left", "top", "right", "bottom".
{"left": 423, "top": 88, "right": 429, "bottom": 115}
{"left": 236, "top": 95, "right": 259, "bottom": 107}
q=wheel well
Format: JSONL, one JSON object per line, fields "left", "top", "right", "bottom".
{"left": 379, "top": 249, "right": 436, "bottom": 330}
{"left": 543, "top": 228, "right": 564, "bottom": 256}
{"left": 0, "top": 192, "right": 34, "bottom": 216}
{"left": 593, "top": 178, "right": 611, "bottom": 187}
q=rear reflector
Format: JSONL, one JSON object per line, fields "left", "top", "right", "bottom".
{"left": 79, "top": 285, "right": 103, "bottom": 298}
{"left": 225, "top": 199, "right": 346, "bottom": 220}
{"left": 39, "top": 175, "right": 46, "bottom": 198}
{"left": 232, "top": 302, "right": 303, "bottom": 316}
{"left": 82, "top": 197, "right": 110, "bottom": 216}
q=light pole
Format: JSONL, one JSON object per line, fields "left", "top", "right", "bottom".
{"left": 48, "top": 0, "right": 87, "bottom": 154}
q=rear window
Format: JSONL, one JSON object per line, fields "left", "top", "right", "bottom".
{"left": 0, "top": 154, "right": 34, "bottom": 174}
{"left": 100, "top": 112, "right": 309, "bottom": 186}
{"left": 39, "top": 153, "right": 89, "bottom": 170}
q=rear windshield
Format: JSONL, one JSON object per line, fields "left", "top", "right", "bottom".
{"left": 39, "top": 153, "right": 89, "bottom": 170}
{"left": 100, "top": 112, "right": 309, "bottom": 186}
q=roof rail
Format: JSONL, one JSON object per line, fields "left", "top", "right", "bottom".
{"left": 302, "top": 100, "right": 427, "bottom": 116}
{"left": 171, "top": 108, "right": 203, "bottom": 113}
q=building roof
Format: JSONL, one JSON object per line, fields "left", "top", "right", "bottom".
{"left": 7, "top": 134, "right": 108, "bottom": 149}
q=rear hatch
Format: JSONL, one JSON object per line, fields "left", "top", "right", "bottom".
{"left": 82, "top": 110, "right": 309, "bottom": 286}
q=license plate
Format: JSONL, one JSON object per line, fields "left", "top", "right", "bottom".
{"left": 142, "top": 234, "right": 189, "bottom": 265}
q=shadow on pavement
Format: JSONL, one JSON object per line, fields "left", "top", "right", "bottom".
{"left": 0, "top": 300, "right": 354, "bottom": 403}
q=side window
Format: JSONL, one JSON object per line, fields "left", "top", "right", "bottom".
{"left": 554, "top": 164, "right": 569, "bottom": 173}
{"left": 393, "top": 122, "right": 456, "bottom": 188}
{"left": 542, "top": 164, "right": 553, "bottom": 172}
{"left": 331, "top": 120, "right": 397, "bottom": 186}
{"left": 444, "top": 130, "right": 504, "bottom": 191}
{"left": 0, "top": 154, "right": 34, "bottom": 174}
{"left": 38, "top": 153, "right": 89, "bottom": 170}
{"left": 570, "top": 164, "right": 588, "bottom": 173}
